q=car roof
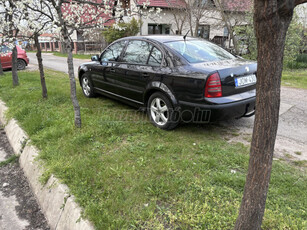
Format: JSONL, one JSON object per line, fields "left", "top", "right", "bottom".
{"left": 122, "top": 35, "right": 199, "bottom": 43}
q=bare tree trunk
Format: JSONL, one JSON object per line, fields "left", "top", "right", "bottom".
{"left": 234, "top": 1, "right": 297, "bottom": 229}
{"left": 194, "top": 21, "right": 199, "bottom": 38}
{"left": 64, "top": 35, "right": 82, "bottom": 128}
{"left": 12, "top": 44, "right": 19, "bottom": 87}
{"left": 34, "top": 34, "right": 48, "bottom": 99}
{"left": 228, "top": 28, "right": 239, "bottom": 54}
{"left": 0, "top": 58, "right": 4, "bottom": 76}
{"left": 51, "top": 0, "right": 82, "bottom": 128}
{"left": 214, "top": 0, "right": 240, "bottom": 54}
{"left": 188, "top": 10, "right": 194, "bottom": 37}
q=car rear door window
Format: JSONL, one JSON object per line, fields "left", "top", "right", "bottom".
{"left": 122, "top": 40, "right": 152, "bottom": 65}
{"left": 101, "top": 41, "right": 126, "bottom": 62}
{"left": 148, "top": 47, "right": 163, "bottom": 66}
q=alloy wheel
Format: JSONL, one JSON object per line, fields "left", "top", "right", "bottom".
{"left": 150, "top": 97, "right": 169, "bottom": 126}
{"left": 82, "top": 77, "right": 91, "bottom": 97}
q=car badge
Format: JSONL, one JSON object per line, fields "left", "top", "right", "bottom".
{"left": 245, "top": 66, "right": 250, "bottom": 72}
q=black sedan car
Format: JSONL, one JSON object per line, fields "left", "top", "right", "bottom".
{"left": 78, "top": 35, "right": 256, "bottom": 130}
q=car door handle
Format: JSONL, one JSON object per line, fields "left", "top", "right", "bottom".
{"left": 110, "top": 68, "right": 116, "bottom": 73}
{"left": 142, "top": 73, "right": 149, "bottom": 77}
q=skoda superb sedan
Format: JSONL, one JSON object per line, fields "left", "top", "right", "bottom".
{"left": 78, "top": 35, "right": 257, "bottom": 130}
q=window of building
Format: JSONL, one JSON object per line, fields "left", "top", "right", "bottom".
{"left": 194, "top": 0, "right": 215, "bottom": 7}
{"left": 120, "top": 0, "right": 130, "bottom": 15}
{"left": 224, "top": 27, "right": 229, "bottom": 37}
{"left": 198, "top": 25, "right": 210, "bottom": 40}
{"left": 148, "top": 24, "right": 170, "bottom": 35}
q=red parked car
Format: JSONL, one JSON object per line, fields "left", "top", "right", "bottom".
{"left": 0, "top": 44, "right": 29, "bottom": 70}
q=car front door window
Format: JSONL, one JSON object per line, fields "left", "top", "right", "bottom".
{"left": 101, "top": 41, "right": 125, "bottom": 62}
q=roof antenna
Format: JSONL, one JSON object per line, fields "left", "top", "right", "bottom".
{"left": 183, "top": 30, "right": 190, "bottom": 41}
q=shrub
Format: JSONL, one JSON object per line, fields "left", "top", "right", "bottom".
{"left": 102, "top": 18, "right": 140, "bottom": 44}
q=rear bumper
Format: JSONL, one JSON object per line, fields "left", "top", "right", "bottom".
{"left": 178, "top": 96, "right": 256, "bottom": 123}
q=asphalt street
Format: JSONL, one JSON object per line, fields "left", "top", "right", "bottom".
{"left": 0, "top": 126, "right": 49, "bottom": 230}
{"left": 219, "top": 86, "right": 307, "bottom": 161}
{"left": 27, "top": 52, "right": 88, "bottom": 77}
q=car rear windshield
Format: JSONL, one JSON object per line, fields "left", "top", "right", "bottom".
{"left": 165, "top": 40, "right": 236, "bottom": 63}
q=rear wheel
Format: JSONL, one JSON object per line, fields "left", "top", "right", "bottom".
{"left": 17, "top": 59, "right": 26, "bottom": 70}
{"left": 147, "top": 92, "right": 179, "bottom": 130}
{"left": 81, "top": 74, "right": 96, "bottom": 98}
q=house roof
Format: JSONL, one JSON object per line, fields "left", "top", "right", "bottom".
{"left": 221, "top": 0, "right": 252, "bottom": 12}
{"left": 40, "top": 33, "right": 55, "bottom": 37}
{"left": 135, "top": 0, "right": 186, "bottom": 8}
{"left": 135, "top": 0, "right": 252, "bottom": 12}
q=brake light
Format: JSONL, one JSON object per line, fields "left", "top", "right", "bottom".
{"left": 205, "top": 72, "right": 222, "bottom": 98}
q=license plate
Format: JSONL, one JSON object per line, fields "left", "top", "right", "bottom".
{"left": 235, "top": 74, "right": 257, "bottom": 87}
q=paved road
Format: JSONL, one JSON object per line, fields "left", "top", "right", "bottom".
{"left": 26, "top": 53, "right": 307, "bottom": 161}
{"left": 27, "top": 52, "right": 89, "bottom": 77}
{"left": 220, "top": 87, "right": 307, "bottom": 161}
{"left": 0, "top": 126, "right": 49, "bottom": 230}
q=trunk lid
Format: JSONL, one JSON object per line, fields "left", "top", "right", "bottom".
{"left": 193, "top": 58, "right": 257, "bottom": 97}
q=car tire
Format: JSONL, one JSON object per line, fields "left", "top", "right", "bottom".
{"left": 81, "top": 74, "right": 96, "bottom": 98}
{"left": 17, "top": 59, "right": 26, "bottom": 70}
{"left": 147, "top": 92, "right": 179, "bottom": 130}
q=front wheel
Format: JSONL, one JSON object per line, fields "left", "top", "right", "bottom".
{"left": 17, "top": 59, "right": 26, "bottom": 70}
{"left": 147, "top": 92, "right": 179, "bottom": 130}
{"left": 81, "top": 74, "right": 96, "bottom": 98}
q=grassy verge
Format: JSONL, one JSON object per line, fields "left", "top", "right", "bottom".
{"left": 52, "top": 52, "right": 93, "bottom": 60}
{"left": 0, "top": 70, "right": 306, "bottom": 229}
{"left": 26, "top": 50, "right": 93, "bottom": 60}
{"left": 282, "top": 69, "right": 307, "bottom": 89}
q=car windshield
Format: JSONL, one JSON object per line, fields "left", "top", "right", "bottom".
{"left": 165, "top": 40, "right": 236, "bottom": 63}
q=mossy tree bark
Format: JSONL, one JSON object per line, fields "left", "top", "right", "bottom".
{"left": 34, "top": 34, "right": 48, "bottom": 99}
{"left": 0, "top": 58, "right": 4, "bottom": 76}
{"left": 12, "top": 44, "right": 19, "bottom": 87}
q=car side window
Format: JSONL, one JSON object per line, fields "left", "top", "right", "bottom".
{"left": 122, "top": 40, "right": 152, "bottom": 65}
{"left": 148, "top": 47, "right": 163, "bottom": 66}
{"left": 101, "top": 41, "right": 125, "bottom": 62}
{"left": 1, "top": 45, "right": 12, "bottom": 53}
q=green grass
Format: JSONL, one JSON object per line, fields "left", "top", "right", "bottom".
{"left": 52, "top": 52, "right": 93, "bottom": 60}
{"left": 0, "top": 70, "right": 306, "bottom": 229}
{"left": 26, "top": 51, "right": 93, "bottom": 60}
{"left": 282, "top": 69, "right": 307, "bottom": 89}
{"left": 0, "top": 155, "right": 19, "bottom": 167}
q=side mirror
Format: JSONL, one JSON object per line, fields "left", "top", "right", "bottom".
{"left": 91, "top": 54, "right": 100, "bottom": 62}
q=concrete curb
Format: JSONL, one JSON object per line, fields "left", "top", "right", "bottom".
{"left": 0, "top": 100, "right": 95, "bottom": 230}
{"left": 0, "top": 100, "right": 8, "bottom": 125}
{"left": 5, "top": 119, "right": 28, "bottom": 154}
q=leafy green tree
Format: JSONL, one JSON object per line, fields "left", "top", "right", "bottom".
{"left": 235, "top": 10, "right": 303, "bottom": 65}
{"left": 103, "top": 18, "right": 140, "bottom": 44}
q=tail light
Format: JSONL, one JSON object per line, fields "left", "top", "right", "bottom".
{"left": 205, "top": 72, "right": 222, "bottom": 98}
